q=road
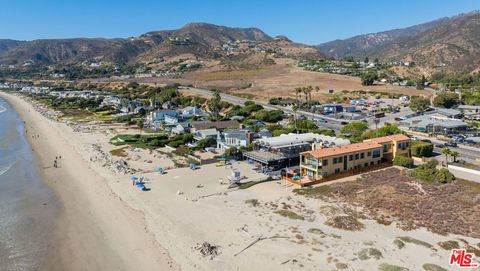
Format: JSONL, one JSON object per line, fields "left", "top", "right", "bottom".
{"left": 181, "top": 87, "right": 345, "bottom": 132}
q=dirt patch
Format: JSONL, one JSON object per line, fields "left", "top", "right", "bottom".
{"left": 325, "top": 215, "right": 364, "bottom": 231}
{"left": 295, "top": 168, "right": 480, "bottom": 238}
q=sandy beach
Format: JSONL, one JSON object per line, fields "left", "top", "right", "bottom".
{"left": 1, "top": 91, "right": 478, "bottom": 271}
{"left": 0, "top": 92, "right": 178, "bottom": 271}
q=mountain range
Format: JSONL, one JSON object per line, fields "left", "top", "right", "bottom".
{"left": 0, "top": 23, "right": 321, "bottom": 66}
{"left": 1, "top": 11, "right": 480, "bottom": 73}
{"left": 317, "top": 11, "right": 480, "bottom": 72}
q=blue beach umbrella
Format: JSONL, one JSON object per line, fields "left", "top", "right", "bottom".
{"left": 131, "top": 176, "right": 138, "bottom": 181}
{"left": 155, "top": 167, "right": 162, "bottom": 172}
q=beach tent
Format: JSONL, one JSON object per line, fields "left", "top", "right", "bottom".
{"left": 217, "top": 157, "right": 226, "bottom": 161}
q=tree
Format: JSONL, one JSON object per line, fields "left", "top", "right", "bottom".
{"left": 393, "top": 155, "right": 413, "bottom": 168}
{"left": 362, "top": 124, "right": 403, "bottom": 140}
{"left": 436, "top": 168, "right": 455, "bottom": 183}
{"left": 315, "top": 86, "right": 320, "bottom": 103}
{"left": 341, "top": 121, "right": 369, "bottom": 140}
{"left": 196, "top": 137, "right": 216, "bottom": 149}
{"left": 224, "top": 147, "right": 240, "bottom": 158}
{"left": 441, "top": 147, "right": 451, "bottom": 167}
{"left": 254, "top": 109, "right": 283, "bottom": 122}
{"left": 450, "top": 150, "right": 459, "bottom": 163}
{"left": 411, "top": 141, "right": 433, "bottom": 157}
{"left": 409, "top": 96, "right": 430, "bottom": 113}
{"left": 136, "top": 119, "right": 144, "bottom": 135}
{"left": 364, "top": 57, "right": 369, "bottom": 63}
{"left": 416, "top": 75, "right": 426, "bottom": 90}
{"left": 412, "top": 160, "right": 439, "bottom": 182}
{"left": 361, "top": 72, "right": 378, "bottom": 86}
{"left": 433, "top": 92, "right": 459, "bottom": 108}
{"left": 208, "top": 89, "right": 221, "bottom": 120}
{"left": 268, "top": 97, "right": 280, "bottom": 105}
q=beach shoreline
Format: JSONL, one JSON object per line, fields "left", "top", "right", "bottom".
{"left": 1, "top": 91, "right": 476, "bottom": 271}
{"left": 0, "top": 92, "right": 179, "bottom": 271}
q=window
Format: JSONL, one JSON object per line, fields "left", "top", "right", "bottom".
{"left": 333, "top": 157, "right": 337, "bottom": 164}
{"left": 370, "top": 161, "right": 374, "bottom": 166}
{"left": 364, "top": 163, "right": 368, "bottom": 167}
{"left": 335, "top": 168, "right": 340, "bottom": 174}
{"left": 405, "top": 141, "right": 409, "bottom": 147}
{"left": 372, "top": 150, "right": 381, "bottom": 158}
{"left": 323, "top": 172, "right": 328, "bottom": 177}
{"left": 323, "top": 159, "right": 328, "bottom": 166}
{"left": 355, "top": 153, "right": 359, "bottom": 160}
{"left": 349, "top": 155, "right": 353, "bottom": 161}
{"left": 339, "top": 157, "right": 343, "bottom": 163}
{"left": 367, "top": 151, "right": 371, "bottom": 157}
{"left": 360, "top": 153, "right": 364, "bottom": 159}
{"left": 383, "top": 144, "right": 388, "bottom": 152}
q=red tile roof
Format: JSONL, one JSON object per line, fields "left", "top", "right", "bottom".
{"left": 304, "top": 141, "right": 382, "bottom": 158}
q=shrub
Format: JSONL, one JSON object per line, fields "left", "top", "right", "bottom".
{"left": 168, "top": 140, "right": 184, "bottom": 148}
{"left": 412, "top": 160, "right": 438, "bottom": 182}
{"left": 436, "top": 168, "right": 455, "bottom": 184}
{"left": 274, "top": 210, "right": 304, "bottom": 220}
{"left": 393, "top": 156, "right": 413, "bottom": 168}
{"left": 411, "top": 141, "right": 433, "bottom": 157}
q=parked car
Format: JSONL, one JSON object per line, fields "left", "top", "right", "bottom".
{"left": 463, "top": 139, "right": 476, "bottom": 145}
{"left": 435, "top": 143, "right": 446, "bottom": 148}
{"left": 317, "top": 118, "right": 327, "bottom": 123}
{"left": 420, "top": 139, "right": 432, "bottom": 143}
{"left": 340, "top": 121, "right": 349, "bottom": 125}
{"left": 445, "top": 141, "right": 458, "bottom": 147}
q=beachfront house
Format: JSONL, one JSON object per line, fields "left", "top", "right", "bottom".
{"left": 193, "top": 128, "right": 218, "bottom": 141}
{"left": 216, "top": 129, "right": 254, "bottom": 149}
{"left": 146, "top": 110, "right": 179, "bottom": 130}
{"left": 181, "top": 106, "right": 206, "bottom": 118}
{"left": 171, "top": 123, "right": 189, "bottom": 135}
{"left": 190, "top": 120, "right": 240, "bottom": 133}
{"left": 164, "top": 114, "right": 180, "bottom": 126}
{"left": 243, "top": 133, "right": 350, "bottom": 170}
{"left": 299, "top": 134, "right": 410, "bottom": 182}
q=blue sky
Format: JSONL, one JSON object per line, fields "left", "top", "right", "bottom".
{"left": 1, "top": 0, "right": 478, "bottom": 44}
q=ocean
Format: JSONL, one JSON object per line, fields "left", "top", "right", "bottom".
{"left": 0, "top": 97, "right": 58, "bottom": 270}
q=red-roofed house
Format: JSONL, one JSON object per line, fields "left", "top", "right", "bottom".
{"left": 298, "top": 134, "right": 410, "bottom": 182}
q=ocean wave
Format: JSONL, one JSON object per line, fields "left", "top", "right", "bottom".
{"left": 0, "top": 105, "right": 6, "bottom": 114}
{"left": 0, "top": 163, "right": 14, "bottom": 176}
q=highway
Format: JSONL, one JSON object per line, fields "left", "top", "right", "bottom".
{"left": 181, "top": 87, "right": 345, "bottom": 131}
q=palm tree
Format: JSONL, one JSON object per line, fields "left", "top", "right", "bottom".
{"left": 315, "top": 86, "right": 320, "bottom": 104}
{"left": 450, "top": 150, "right": 459, "bottom": 163}
{"left": 295, "top": 87, "right": 302, "bottom": 109}
{"left": 441, "top": 147, "right": 451, "bottom": 167}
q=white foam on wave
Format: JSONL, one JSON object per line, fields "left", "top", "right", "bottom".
{"left": 0, "top": 105, "right": 6, "bottom": 114}
{"left": 0, "top": 163, "right": 13, "bottom": 176}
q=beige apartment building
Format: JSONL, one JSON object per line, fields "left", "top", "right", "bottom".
{"left": 299, "top": 134, "right": 410, "bottom": 181}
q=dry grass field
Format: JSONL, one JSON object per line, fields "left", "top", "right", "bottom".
{"left": 85, "top": 58, "right": 432, "bottom": 101}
